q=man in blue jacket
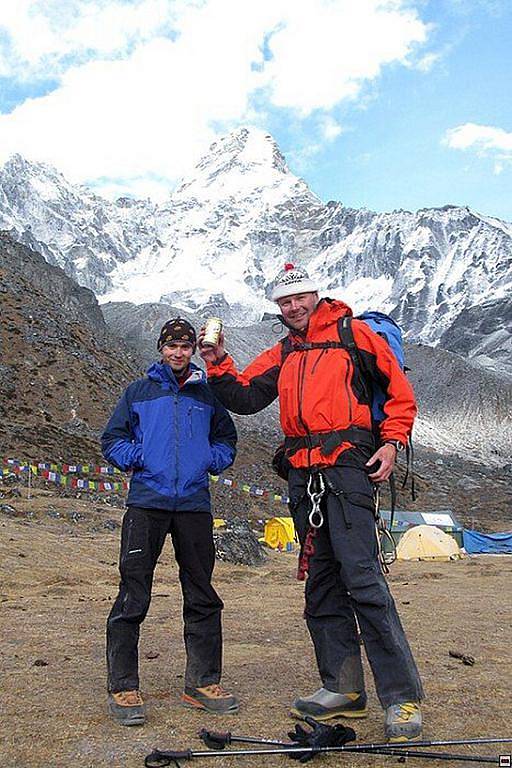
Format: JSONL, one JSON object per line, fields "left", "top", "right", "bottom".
{"left": 102, "top": 318, "right": 238, "bottom": 726}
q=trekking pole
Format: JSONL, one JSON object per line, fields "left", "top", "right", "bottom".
{"left": 199, "top": 730, "right": 502, "bottom": 763}
{"left": 199, "top": 729, "right": 512, "bottom": 752}
{"left": 145, "top": 743, "right": 505, "bottom": 766}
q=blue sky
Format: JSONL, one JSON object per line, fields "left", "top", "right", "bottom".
{"left": 0, "top": 0, "right": 511, "bottom": 220}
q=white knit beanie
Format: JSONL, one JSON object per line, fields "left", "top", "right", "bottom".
{"left": 270, "top": 263, "right": 319, "bottom": 302}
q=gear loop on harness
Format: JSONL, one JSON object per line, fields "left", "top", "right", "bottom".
{"left": 307, "top": 472, "right": 325, "bottom": 528}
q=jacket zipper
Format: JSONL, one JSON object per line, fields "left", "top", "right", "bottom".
{"left": 311, "top": 348, "right": 327, "bottom": 375}
{"left": 344, "top": 357, "right": 353, "bottom": 423}
{"left": 174, "top": 393, "right": 179, "bottom": 499}
{"left": 297, "top": 352, "right": 313, "bottom": 465}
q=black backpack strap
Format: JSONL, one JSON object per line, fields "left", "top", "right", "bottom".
{"left": 280, "top": 335, "right": 294, "bottom": 366}
{"left": 402, "top": 427, "right": 417, "bottom": 501}
{"left": 337, "top": 316, "right": 373, "bottom": 406}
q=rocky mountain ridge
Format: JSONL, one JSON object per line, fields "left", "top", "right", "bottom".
{"left": 1, "top": 127, "right": 511, "bottom": 374}
{"left": 0, "top": 232, "right": 144, "bottom": 461}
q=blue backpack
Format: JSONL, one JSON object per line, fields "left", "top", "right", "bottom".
{"left": 342, "top": 311, "right": 405, "bottom": 424}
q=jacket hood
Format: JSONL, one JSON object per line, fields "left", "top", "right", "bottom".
{"left": 147, "top": 360, "right": 206, "bottom": 390}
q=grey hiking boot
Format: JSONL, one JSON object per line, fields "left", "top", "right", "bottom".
{"left": 290, "top": 688, "right": 368, "bottom": 721}
{"left": 108, "top": 690, "right": 145, "bottom": 726}
{"left": 181, "top": 683, "right": 240, "bottom": 714}
{"left": 385, "top": 702, "right": 422, "bottom": 742}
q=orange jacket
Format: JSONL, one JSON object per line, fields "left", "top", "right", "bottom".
{"left": 206, "top": 299, "right": 417, "bottom": 469}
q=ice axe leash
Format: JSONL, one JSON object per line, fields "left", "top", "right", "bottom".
{"left": 297, "top": 471, "right": 326, "bottom": 581}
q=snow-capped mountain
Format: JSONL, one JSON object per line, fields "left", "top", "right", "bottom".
{"left": 1, "top": 127, "right": 511, "bottom": 370}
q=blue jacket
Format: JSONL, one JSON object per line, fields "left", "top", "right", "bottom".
{"left": 101, "top": 362, "right": 237, "bottom": 512}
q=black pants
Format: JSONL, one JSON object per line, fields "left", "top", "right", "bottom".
{"left": 106, "top": 506, "right": 223, "bottom": 693}
{"left": 288, "top": 459, "right": 424, "bottom": 709}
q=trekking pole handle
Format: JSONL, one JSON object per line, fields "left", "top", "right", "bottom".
{"left": 199, "top": 728, "right": 288, "bottom": 748}
{"left": 145, "top": 749, "right": 193, "bottom": 767}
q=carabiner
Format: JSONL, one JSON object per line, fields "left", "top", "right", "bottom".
{"left": 307, "top": 473, "right": 325, "bottom": 528}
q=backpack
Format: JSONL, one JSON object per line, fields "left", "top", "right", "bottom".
{"left": 338, "top": 311, "right": 406, "bottom": 424}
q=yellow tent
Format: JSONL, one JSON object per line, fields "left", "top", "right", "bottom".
{"left": 213, "top": 518, "right": 226, "bottom": 529}
{"left": 396, "top": 525, "right": 462, "bottom": 561}
{"left": 263, "top": 517, "right": 296, "bottom": 550}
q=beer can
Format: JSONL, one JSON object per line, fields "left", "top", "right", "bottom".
{"left": 203, "top": 317, "right": 223, "bottom": 347}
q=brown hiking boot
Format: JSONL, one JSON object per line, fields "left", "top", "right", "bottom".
{"left": 108, "top": 690, "right": 145, "bottom": 726}
{"left": 181, "top": 683, "right": 240, "bottom": 714}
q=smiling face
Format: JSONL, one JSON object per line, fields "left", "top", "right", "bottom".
{"left": 161, "top": 340, "right": 194, "bottom": 375}
{"left": 276, "top": 291, "right": 319, "bottom": 332}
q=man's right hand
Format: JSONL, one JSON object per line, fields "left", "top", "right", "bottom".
{"left": 197, "top": 328, "right": 226, "bottom": 364}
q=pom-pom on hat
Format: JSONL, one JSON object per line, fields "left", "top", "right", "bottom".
{"left": 157, "top": 317, "right": 197, "bottom": 351}
{"left": 270, "top": 262, "right": 319, "bottom": 302}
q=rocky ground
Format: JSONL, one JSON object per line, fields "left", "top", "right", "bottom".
{"left": 1, "top": 483, "right": 511, "bottom": 768}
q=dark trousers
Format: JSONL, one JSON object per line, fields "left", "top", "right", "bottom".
{"left": 106, "top": 506, "right": 223, "bottom": 693}
{"left": 288, "top": 459, "right": 424, "bottom": 709}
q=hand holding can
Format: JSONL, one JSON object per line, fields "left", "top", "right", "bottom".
{"left": 198, "top": 318, "right": 226, "bottom": 364}
{"left": 202, "top": 317, "right": 223, "bottom": 347}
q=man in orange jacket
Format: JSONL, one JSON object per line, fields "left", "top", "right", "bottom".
{"left": 199, "top": 264, "right": 424, "bottom": 742}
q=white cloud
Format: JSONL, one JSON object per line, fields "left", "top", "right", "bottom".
{"left": 319, "top": 115, "right": 344, "bottom": 141}
{"left": 0, "top": 0, "right": 177, "bottom": 75}
{"left": 415, "top": 51, "right": 442, "bottom": 72}
{"left": 443, "top": 122, "right": 512, "bottom": 171}
{"left": 263, "top": 0, "right": 428, "bottom": 114}
{"left": 0, "top": 0, "right": 431, "bottom": 198}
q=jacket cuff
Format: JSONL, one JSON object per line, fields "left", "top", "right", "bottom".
{"left": 206, "top": 353, "right": 233, "bottom": 377}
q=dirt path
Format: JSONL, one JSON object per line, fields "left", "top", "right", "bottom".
{"left": 1, "top": 491, "right": 511, "bottom": 767}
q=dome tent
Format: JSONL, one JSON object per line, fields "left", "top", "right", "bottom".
{"left": 262, "top": 517, "right": 296, "bottom": 550}
{"left": 396, "top": 524, "right": 462, "bottom": 561}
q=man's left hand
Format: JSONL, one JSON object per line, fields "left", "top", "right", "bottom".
{"left": 366, "top": 443, "right": 396, "bottom": 483}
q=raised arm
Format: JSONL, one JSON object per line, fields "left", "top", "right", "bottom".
{"left": 200, "top": 331, "right": 282, "bottom": 415}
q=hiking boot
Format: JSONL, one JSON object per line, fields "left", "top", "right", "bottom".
{"left": 181, "top": 683, "right": 240, "bottom": 714}
{"left": 385, "top": 702, "right": 422, "bottom": 742}
{"left": 108, "top": 690, "right": 145, "bottom": 726}
{"left": 290, "top": 688, "right": 368, "bottom": 721}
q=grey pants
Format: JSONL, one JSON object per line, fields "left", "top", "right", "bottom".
{"left": 288, "top": 460, "right": 424, "bottom": 708}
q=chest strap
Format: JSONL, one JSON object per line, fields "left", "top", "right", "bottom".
{"left": 284, "top": 427, "right": 375, "bottom": 458}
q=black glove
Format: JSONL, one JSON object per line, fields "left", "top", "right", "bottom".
{"left": 287, "top": 717, "right": 356, "bottom": 763}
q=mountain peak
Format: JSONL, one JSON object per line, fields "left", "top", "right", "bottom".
{"left": 174, "top": 126, "right": 290, "bottom": 199}
{"left": 208, "top": 127, "right": 288, "bottom": 172}
{"left": 1, "top": 153, "right": 61, "bottom": 177}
